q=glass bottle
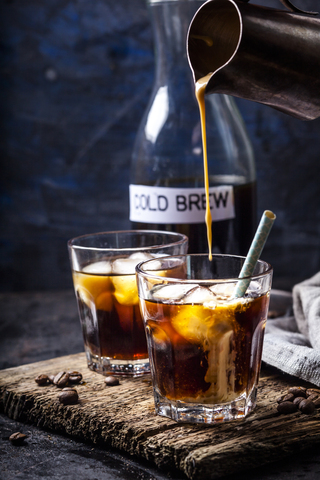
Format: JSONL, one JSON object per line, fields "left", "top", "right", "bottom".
{"left": 129, "top": 0, "right": 256, "bottom": 256}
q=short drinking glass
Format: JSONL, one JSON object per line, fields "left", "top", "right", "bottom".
{"left": 68, "top": 230, "right": 188, "bottom": 376}
{"left": 136, "top": 254, "right": 272, "bottom": 422}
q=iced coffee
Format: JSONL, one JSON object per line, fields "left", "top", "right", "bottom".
{"left": 136, "top": 254, "right": 272, "bottom": 422}
{"left": 68, "top": 231, "right": 188, "bottom": 376}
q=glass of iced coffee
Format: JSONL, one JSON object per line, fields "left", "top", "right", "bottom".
{"left": 68, "top": 230, "right": 188, "bottom": 376}
{"left": 136, "top": 253, "right": 272, "bottom": 423}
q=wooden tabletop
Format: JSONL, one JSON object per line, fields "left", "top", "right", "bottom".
{"left": 1, "top": 289, "right": 320, "bottom": 480}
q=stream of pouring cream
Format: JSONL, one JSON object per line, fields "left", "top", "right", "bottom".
{"left": 195, "top": 73, "right": 213, "bottom": 260}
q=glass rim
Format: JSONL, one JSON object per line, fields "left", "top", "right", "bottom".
{"left": 136, "top": 253, "right": 273, "bottom": 284}
{"left": 67, "top": 229, "right": 188, "bottom": 252}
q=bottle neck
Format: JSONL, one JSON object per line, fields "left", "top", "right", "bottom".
{"left": 148, "top": 0, "right": 203, "bottom": 81}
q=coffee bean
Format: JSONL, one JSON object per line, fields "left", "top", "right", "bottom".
{"left": 293, "top": 396, "right": 305, "bottom": 405}
{"left": 307, "top": 393, "right": 319, "bottom": 402}
{"left": 313, "top": 398, "right": 320, "bottom": 408}
{"left": 277, "top": 393, "right": 294, "bottom": 403}
{"left": 306, "top": 388, "right": 320, "bottom": 397}
{"left": 48, "top": 374, "right": 56, "bottom": 384}
{"left": 105, "top": 376, "right": 119, "bottom": 386}
{"left": 277, "top": 401, "right": 298, "bottom": 414}
{"left": 35, "top": 374, "right": 49, "bottom": 386}
{"left": 288, "top": 387, "right": 306, "bottom": 397}
{"left": 9, "top": 432, "right": 27, "bottom": 445}
{"left": 68, "top": 371, "right": 82, "bottom": 384}
{"left": 276, "top": 394, "right": 286, "bottom": 404}
{"left": 53, "top": 371, "right": 69, "bottom": 388}
{"left": 58, "top": 389, "right": 78, "bottom": 405}
{"left": 299, "top": 399, "right": 315, "bottom": 415}
{"left": 280, "top": 393, "right": 295, "bottom": 403}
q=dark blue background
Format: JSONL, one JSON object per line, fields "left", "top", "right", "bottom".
{"left": 1, "top": 0, "right": 320, "bottom": 292}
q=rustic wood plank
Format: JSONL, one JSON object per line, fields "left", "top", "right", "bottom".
{"left": 1, "top": 352, "right": 320, "bottom": 479}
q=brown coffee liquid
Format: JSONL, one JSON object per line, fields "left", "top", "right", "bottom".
{"left": 74, "top": 271, "right": 148, "bottom": 360}
{"left": 77, "top": 295, "right": 148, "bottom": 360}
{"left": 142, "top": 292, "right": 268, "bottom": 402}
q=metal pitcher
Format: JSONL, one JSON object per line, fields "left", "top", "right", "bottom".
{"left": 187, "top": 0, "right": 320, "bottom": 120}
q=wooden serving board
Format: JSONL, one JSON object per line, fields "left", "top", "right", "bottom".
{"left": 1, "top": 352, "right": 320, "bottom": 479}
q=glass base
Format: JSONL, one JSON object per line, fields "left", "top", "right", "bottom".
{"left": 86, "top": 352, "right": 150, "bottom": 376}
{"left": 153, "top": 387, "right": 258, "bottom": 424}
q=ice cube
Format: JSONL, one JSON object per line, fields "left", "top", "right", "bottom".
{"left": 129, "top": 252, "right": 154, "bottom": 261}
{"left": 111, "top": 253, "right": 154, "bottom": 305}
{"left": 112, "top": 274, "right": 139, "bottom": 306}
{"left": 112, "top": 252, "right": 153, "bottom": 275}
{"left": 82, "top": 260, "right": 112, "bottom": 275}
{"left": 144, "top": 260, "right": 162, "bottom": 271}
{"left": 73, "top": 270, "right": 113, "bottom": 311}
{"left": 209, "top": 282, "right": 236, "bottom": 301}
{"left": 172, "top": 297, "right": 235, "bottom": 344}
{"left": 246, "top": 280, "right": 261, "bottom": 295}
{"left": 183, "top": 286, "right": 216, "bottom": 305}
{"left": 149, "top": 252, "right": 169, "bottom": 258}
{"left": 112, "top": 258, "right": 138, "bottom": 275}
{"left": 143, "top": 255, "right": 184, "bottom": 274}
{"left": 152, "top": 283, "right": 196, "bottom": 303}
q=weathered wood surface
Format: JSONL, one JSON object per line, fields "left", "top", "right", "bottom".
{"left": 1, "top": 353, "right": 320, "bottom": 479}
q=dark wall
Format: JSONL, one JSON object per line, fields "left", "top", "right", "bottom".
{"left": 1, "top": 0, "right": 320, "bottom": 292}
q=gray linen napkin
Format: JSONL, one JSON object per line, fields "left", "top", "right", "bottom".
{"left": 262, "top": 272, "right": 320, "bottom": 386}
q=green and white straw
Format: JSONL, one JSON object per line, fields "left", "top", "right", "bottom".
{"left": 233, "top": 210, "right": 276, "bottom": 298}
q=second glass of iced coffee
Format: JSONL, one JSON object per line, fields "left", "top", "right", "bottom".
{"left": 136, "top": 253, "right": 272, "bottom": 423}
{"left": 68, "top": 230, "right": 188, "bottom": 376}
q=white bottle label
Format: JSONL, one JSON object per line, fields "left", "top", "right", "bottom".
{"left": 129, "top": 184, "right": 235, "bottom": 224}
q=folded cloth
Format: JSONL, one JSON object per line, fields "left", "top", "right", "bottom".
{"left": 262, "top": 272, "right": 320, "bottom": 387}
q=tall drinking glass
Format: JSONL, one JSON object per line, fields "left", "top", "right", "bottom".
{"left": 68, "top": 230, "right": 188, "bottom": 376}
{"left": 136, "top": 254, "right": 272, "bottom": 422}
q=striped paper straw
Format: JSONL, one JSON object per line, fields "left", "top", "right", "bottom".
{"left": 233, "top": 210, "right": 276, "bottom": 298}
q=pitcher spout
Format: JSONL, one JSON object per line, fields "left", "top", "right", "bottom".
{"left": 187, "top": 0, "right": 320, "bottom": 120}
